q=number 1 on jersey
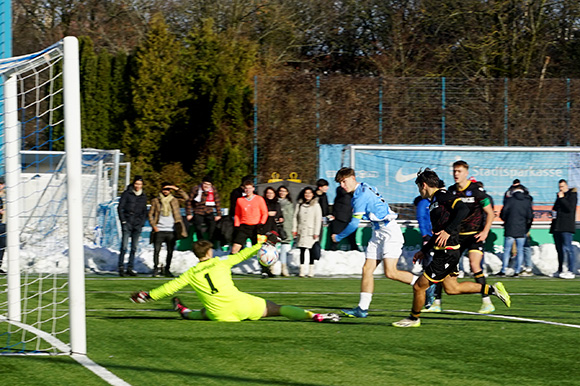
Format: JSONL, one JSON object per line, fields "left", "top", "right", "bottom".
{"left": 204, "top": 273, "right": 219, "bottom": 294}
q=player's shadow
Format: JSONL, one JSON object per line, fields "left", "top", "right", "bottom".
{"left": 15, "top": 357, "right": 324, "bottom": 386}
{"left": 92, "top": 312, "right": 178, "bottom": 321}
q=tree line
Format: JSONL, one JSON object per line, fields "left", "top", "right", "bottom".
{"left": 12, "top": 0, "right": 580, "bottom": 200}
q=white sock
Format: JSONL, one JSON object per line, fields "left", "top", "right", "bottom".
{"left": 358, "top": 292, "right": 373, "bottom": 310}
{"left": 433, "top": 299, "right": 441, "bottom": 306}
{"left": 410, "top": 275, "right": 419, "bottom": 285}
{"left": 482, "top": 296, "right": 492, "bottom": 304}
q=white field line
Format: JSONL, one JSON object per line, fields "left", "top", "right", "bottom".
{"left": 72, "top": 354, "right": 131, "bottom": 386}
{"left": 0, "top": 316, "right": 131, "bottom": 386}
{"left": 446, "top": 309, "right": 580, "bottom": 329}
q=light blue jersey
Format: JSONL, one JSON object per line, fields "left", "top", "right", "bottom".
{"left": 335, "top": 182, "right": 398, "bottom": 242}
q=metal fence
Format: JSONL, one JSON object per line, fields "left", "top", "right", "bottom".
{"left": 254, "top": 75, "right": 580, "bottom": 183}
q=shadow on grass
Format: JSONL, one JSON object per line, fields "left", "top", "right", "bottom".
{"left": 18, "top": 356, "right": 325, "bottom": 386}
{"left": 90, "top": 315, "right": 178, "bottom": 320}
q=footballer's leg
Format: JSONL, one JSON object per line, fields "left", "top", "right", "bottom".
{"left": 392, "top": 275, "right": 429, "bottom": 328}
{"left": 341, "top": 258, "right": 377, "bottom": 318}
{"left": 230, "top": 243, "right": 242, "bottom": 255}
{"left": 383, "top": 258, "right": 418, "bottom": 285}
{"left": 382, "top": 222, "right": 420, "bottom": 286}
{"left": 441, "top": 275, "right": 481, "bottom": 295}
{"left": 173, "top": 297, "right": 208, "bottom": 320}
{"left": 468, "top": 249, "right": 495, "bottom": 314}
{"left": 264, "top": 300, "right": 339, "bottom": 322}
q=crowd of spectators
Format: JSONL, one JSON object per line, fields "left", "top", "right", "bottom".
{"left": 113, "top": 173, "right": 578, "bottom": 280}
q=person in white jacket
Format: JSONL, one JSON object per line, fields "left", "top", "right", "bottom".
{"left": 293, "top": 187, "right": 322, "bottom": 277}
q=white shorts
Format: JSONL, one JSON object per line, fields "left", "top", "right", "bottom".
{"left": 365, "top": 220, "right": 404, "bottom": 261}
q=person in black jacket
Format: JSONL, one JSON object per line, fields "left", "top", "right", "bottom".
{"left": 117, "top": 175, "right": 148, "bottom": 276}
{"left": 315, "top": 179, "right": 331, "bottom": 219}
{"left": 261, "top": 186, "right": 283, "bottom": 278}
{"left": 329, "top": 186, "right": 358, "bottom": 250}
{"left": 550, "top": 179, "right": 578, "bottom": 279}
{"left": 499, "top": 188, "right": 533, "bottom": 276}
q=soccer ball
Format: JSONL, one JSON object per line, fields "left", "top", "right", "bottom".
{"left": 258, "top": 244, "right": 279, "bottom": 267}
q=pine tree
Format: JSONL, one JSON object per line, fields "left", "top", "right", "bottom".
{"left": 78, "top": 36, "right": 99, "bottom": 147}
{"left": 183, "top": 19, "right": 258, "bottom": 202}
{"left": 110, "top": 51, "right": 131, "bottom": 149}
{"left": 127, "top": 13, "right": 187, "bottom": 171}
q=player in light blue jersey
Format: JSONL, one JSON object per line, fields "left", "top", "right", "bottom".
{"left": 332, "top": 167, "right": 420, "bottom": 318}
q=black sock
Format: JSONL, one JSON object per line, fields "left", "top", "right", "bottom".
{"left": 482, "top": 284, "right": 495, "bottom": 296}
{"left": 435, "top": 282, "right": 443, "bottom": 299}
{"left": 474, "top": 271, "right": 489, "bottom": 298}
{"left": 410, "top": 309, "right": 421, "bottom": 320}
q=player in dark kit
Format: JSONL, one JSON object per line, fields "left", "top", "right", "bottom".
{"left": 393, "top": 169, "right": 511, "bottom": 328}
{"left": 424, "top": 160, "right": 496, "bottom": 314}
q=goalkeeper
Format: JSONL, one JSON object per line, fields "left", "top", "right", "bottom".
{"left": 131, "top": 234, "right": 339, "bottom": 323}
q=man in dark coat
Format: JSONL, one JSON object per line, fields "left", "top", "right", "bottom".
{"left": 329, "top": 186, "right": 358, "bottom": 250}
{"left": 117, "top": 175, "right": 148, "bottom": 276}
{"left": 499, "top": 188, "right": 533, "bottom": 276}
{"left": 550, "top": 179, "right": 578, "bottom": 278}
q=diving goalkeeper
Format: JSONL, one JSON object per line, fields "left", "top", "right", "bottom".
{"left": 131, "top": 233, "right": 339, "bottom": 323}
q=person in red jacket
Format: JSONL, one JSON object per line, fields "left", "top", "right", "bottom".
{"left": 231, "top": 180, "right": 268, "bottom": 254}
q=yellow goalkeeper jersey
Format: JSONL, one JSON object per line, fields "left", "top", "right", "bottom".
{"left": 149, "top": 243, "right": 263, "bottom": 319}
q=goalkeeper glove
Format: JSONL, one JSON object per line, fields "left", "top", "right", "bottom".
{"left": 130, "top": 291, "right": 152, "bottom": 304}
{"left": 257, "top": 231, "right": 281, "bottom": 245}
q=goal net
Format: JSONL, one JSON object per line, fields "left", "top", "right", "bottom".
{"left": 0, "top": 37, "right": 86, "bottom": 355}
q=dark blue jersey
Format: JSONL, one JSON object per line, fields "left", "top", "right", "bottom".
{"left": 421, "top": 189, "right": 468, "bottom": 254}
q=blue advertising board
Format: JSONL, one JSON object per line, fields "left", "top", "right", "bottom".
{"left": 320, "top": 145, "right": 580, "bottom": 206}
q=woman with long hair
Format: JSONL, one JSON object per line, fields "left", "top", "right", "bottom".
{"left": 293, "top": 187, "right": 322, "bottom": 277}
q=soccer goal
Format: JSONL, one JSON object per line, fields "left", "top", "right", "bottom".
{"left": 0, "top": 37, "right": 86, "bottom": 355}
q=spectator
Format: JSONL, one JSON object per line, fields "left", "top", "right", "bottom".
{"left": 521, "top": 236, "right": 533, "bottom": 276}
{"left": 499, "top": 187, "right": 533, "bottom": 277}
{"left": 231, "top": 180, "right": 268, "bottom": 256}
{"left": 503, "top": 179, "right": 529, "bottom": 204}
{"left": 186, "top": 176, "right": 222, "bottom": 243}
{"left": 117, "top": 175, "right": 148, "bottom": 277}
{"left": 550, "top": 179, "right": 577, "bottom": 279}
{"left": 277, "top": 186, "right": 294, "bottom": 277}
{"left": 315, "top": 178, "right": 331, "bottom": 220}
{"left": 508, "top": 181, "right": 534, "bottom": 276}
{"left": 149, "top": 182, "right": 189, "bottom": 277}
{"left": 229, "top": 175, "right": 254, "bottom": 220}
{"left": 329, "top": 186, "right": 358, "bottom": 251}
{"left": 261, "top": 187, "right": 284, "bottom": 278}
{"left": 293, "top": 187, "right": 323, "bottom": 277}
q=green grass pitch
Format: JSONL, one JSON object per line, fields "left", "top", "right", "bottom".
{"left": 2, "top": 275, "right": 580, "bottom": 385}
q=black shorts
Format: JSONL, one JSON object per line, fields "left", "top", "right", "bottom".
{"left": 233, "top": 224, "right": 260, "bottom": 245}
{"left": 459, "top": 234, "right": 484, "bottom": 256}
{"left": 423, "top": 248, "right": 461, "bottom": 282}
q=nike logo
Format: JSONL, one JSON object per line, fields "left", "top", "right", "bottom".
{"left": 395, "top": 168, "right": 417, "bottom": 183}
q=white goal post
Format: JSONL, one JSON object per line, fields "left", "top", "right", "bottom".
{"left": 0, "top": 37, "right": 86, "bottom": 355}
